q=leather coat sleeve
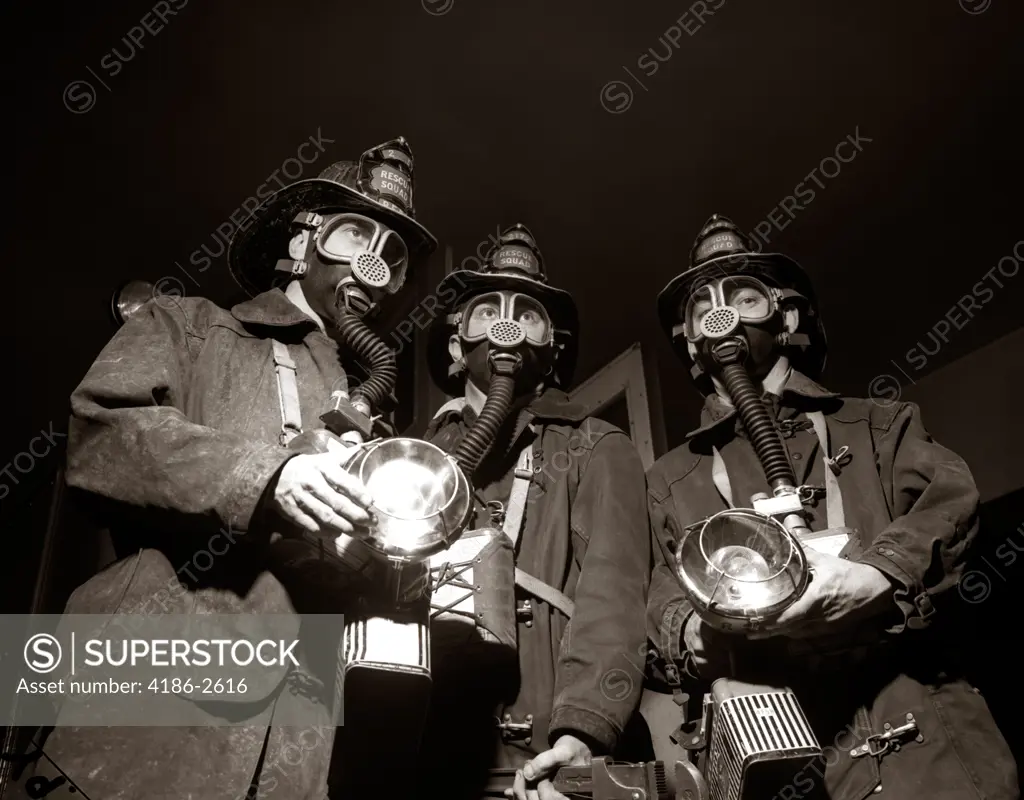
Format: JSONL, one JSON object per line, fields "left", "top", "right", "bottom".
{"left": 855, "top": 401, "right": 980, "bottom": 632}
{"left": 66, "top": 299, "right": 294, "bottom": 537}
{"left": 549, "top": 430, "right": 651, "bottom": 755}
{"left": 646, "top": 487, "right": 699, "bottom": 687}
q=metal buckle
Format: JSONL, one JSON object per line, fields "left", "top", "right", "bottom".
{"left": 279, "top": 426, "right": 301, "bottom": 446}
{"left": 824, "top": 445, "right": 852, "bottom": 476}
{"left": 293, "top": 211, "right": 324, "bottom": 230}
{"left": 798, "top": 484, "right": 826, "bottom": 505}
{"left": 851, "top": 713, "right": 921, "bottom": 759}
{"left": 776, "top": 418, "right": 813, "bottom": 438}
{"left": 496, "top": 713, "right": 533, "bottom": 744}
{"left": 914, "top": 592, "right": 936, "bottom": 620}
{"left": 486, "top": 500, "right": 505, "bottom": 525}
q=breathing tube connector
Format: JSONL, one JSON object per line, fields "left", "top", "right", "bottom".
{"left": 333, "top": 310, "right": 398, "bottom": 417}
{"left": 711, "top": 338, "right": 796, "bottom": 494}
{"left": 451, "top": 351, "right": 521, "bottom": 475}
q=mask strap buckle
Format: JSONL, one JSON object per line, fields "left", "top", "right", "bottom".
{"left": 275, "top": 212, "right": 324, "bottom": 278}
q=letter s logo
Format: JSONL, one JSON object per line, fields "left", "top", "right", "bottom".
{"left": 24, "top": 634, "right": 62, "bottom": 674}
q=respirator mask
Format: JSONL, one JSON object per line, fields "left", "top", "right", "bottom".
{"left": 282, "top": 211, "right": 410, "bottom": 318}
{"left": 675, "top": 275, "right": 787, "bottom": 377}
{"left": 454, "top": 289, "right": 556, "bottom": 391}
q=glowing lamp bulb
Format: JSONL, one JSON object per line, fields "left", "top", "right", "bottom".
{"left": 363, "top": 459, "right": 450, "bottom": 554}
{"left": 365, "top": 460, "right": 446, "bottom": 518}
{"left": 707, "top": 545, "right": 775, "bottom": 606}
{"left": 708, "top": 545, "right": 772, "bottom": 581}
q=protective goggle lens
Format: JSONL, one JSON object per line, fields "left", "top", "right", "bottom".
{"left": 375, "top": 230, "right": 409, "bottom": 293}
{"left": 682, "top": 277, "right": 774, "bottom": 340}
{"left": 317, "top": 214, "right": 409, "bottom": 293}
{"left": 320, "top": 216, "right": 378, "bottom": 258}
{"left": 462, "top": 292, "right": 552, "bottom": 344}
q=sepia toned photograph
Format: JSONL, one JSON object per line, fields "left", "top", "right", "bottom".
{"left": 2, "top": 1, "right": 1022, "bottom": 798}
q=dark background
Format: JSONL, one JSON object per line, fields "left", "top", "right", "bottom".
{"left": 4, "top": 0, "right": 1022, "bottom": 464}
{"left": 2, "top": 0, "right": 1023, "bottom": 786}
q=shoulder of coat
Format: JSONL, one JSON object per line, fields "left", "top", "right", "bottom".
{"left": 148, "top": 295, "right": 223, "bottom": 339}
{"left": 825, "top": 394, "right": 906, "bottom": 432}
{"left": 646, "top": 442, "right": 702, "bottom": 503}
{"left": 542, "top": 416, "right": 633, "bottom": 451}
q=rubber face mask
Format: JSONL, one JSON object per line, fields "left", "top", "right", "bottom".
{"left": 677, "top": 276, "right": 779, "bottom": 343}
{"left": 313, "top": 213, "right": 409, "bottom": 316}
{"left": 676, "top": 276, "right": 785, "bottom": 378}
{"left": 460, "top": 291, "right": 553, "bottom": 347}
{"left": 457, "top": 291, "right": 554, "bottom": 392}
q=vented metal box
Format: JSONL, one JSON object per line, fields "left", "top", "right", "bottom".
{"left": 705, "top": 679, "right": 821, "bottom": 800}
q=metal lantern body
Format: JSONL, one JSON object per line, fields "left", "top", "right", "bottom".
{"left": 674, "top": 508, "right": 810, "bottom": 633}
{"left": 335, "top": 436, "right": 474, "bottom": 795}
{"left": 673, "top": 508, "right": 823, "bottom": 800}
{"left": 343, "top": 437, "right": 474, "bottom": 566}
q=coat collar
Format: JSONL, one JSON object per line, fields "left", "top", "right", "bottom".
{"left": 430, "top": 387, "right": 590, "bottom": 427}
{"left": 230, "top": 288, "right": 320, "bottom": 330}
{"left": 684, "top": 369, "right": 840, "bottom": 442}
{"left": 425, "top": 387, "right": 592, "bottom": 451}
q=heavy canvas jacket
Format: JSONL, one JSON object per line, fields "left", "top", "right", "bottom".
{"left": 417, "top": 391, "right": 651, "bottom": 798}
{"left": 646, "top": 370, "right": 1018, "bottom": 799}
{"left": 13, "top": 289, "right": 354, "bottom": 800}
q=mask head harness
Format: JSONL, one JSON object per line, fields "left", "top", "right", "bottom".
{"left": 665, "top": 220, "right": 826, "bottom": 661}
{"left": 448, "top": 225, "right": 563, "bottom": 383}
{"left": 274, "top": 138, "right": 418, "bottom": 318}
{"left": 286, "top": 138, "right": 418, "bottom": 441}
{"left": 657, "top": 215, "right": 823, "bottom": 386}
{"left": 444, "top": 224, "right": 573, "bottom": 475}
{"left": 281, "top": 211, "right": 410, "bottom": 318}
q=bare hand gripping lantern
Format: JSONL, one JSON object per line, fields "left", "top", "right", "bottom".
{"left": 657, "top": 216, "right": 827, "bottom": 800}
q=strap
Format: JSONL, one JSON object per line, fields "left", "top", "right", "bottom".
{"left": 711, "top": 446, "right": 734, "bottom": 508}
{"left": 271, "top": 340, "right": 302, "bottom": 446}
{"left": 505, "top": 438, "right": 575, "bottom": 617}
{"left": 806, "top": 410, "right": 847, "bottom": 530}
{"left": 514, "top": 567, "right": 575, "bottom": 618}
{"left": 502, "top": 446, "right": 533, "bottom": 548}
{"left": 711, "top": 412, "right": 847, "bottom": 529}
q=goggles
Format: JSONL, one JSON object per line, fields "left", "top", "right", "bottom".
{"left": 458, "top": 291, "right": 553, "bottom": 347}
{"left": 314, "top": 213, "right": 409, "bottom": 295}
{"left": 677, "top": 276, "right": 780, "bottom": 342}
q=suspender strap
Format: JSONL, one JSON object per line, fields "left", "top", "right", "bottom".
{"left": 271, "top": 340, "right": 303, "bottom": 446}
{"left": 711, "top": 411, "right": 847, "bottom": 529}
{"left": 500, "top": 437, "right": 576, "bottom": 618}
{"left": 806, "top": 410, "right": 847, "bottom": 530}
{"left": 515, "top": 567, "right": 576, "bottom": 618}
{"left": 502, "top": 445, "right": 533, "bottom": 548}
{"left": 711, "top": 446, "right": 735, "bottom": 508}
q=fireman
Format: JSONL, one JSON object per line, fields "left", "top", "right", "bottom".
{"left": 418, "top": 224, "right": 653, "bottom": 800}
{"left": 646, "top": 214, "right": 1018, "bottom": 798}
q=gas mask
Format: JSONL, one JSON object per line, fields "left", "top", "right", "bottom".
{"left": 675, "top": 275, "right": 791, "bottom": 379}
{"left": 279, "top": 211, "right": 410, "bottom": 318}
{"left": 453, "top": 290, "right": 556, "bottom": 392}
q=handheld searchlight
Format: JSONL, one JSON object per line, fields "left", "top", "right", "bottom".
{"left": 110, "top": 279, "right": 476, "bottom": 796}
{"left": 668, "top": 324, "right": 823, "bottom": 800}
{"left": 318, "top": 297, "right": 474, "bottom": 796}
